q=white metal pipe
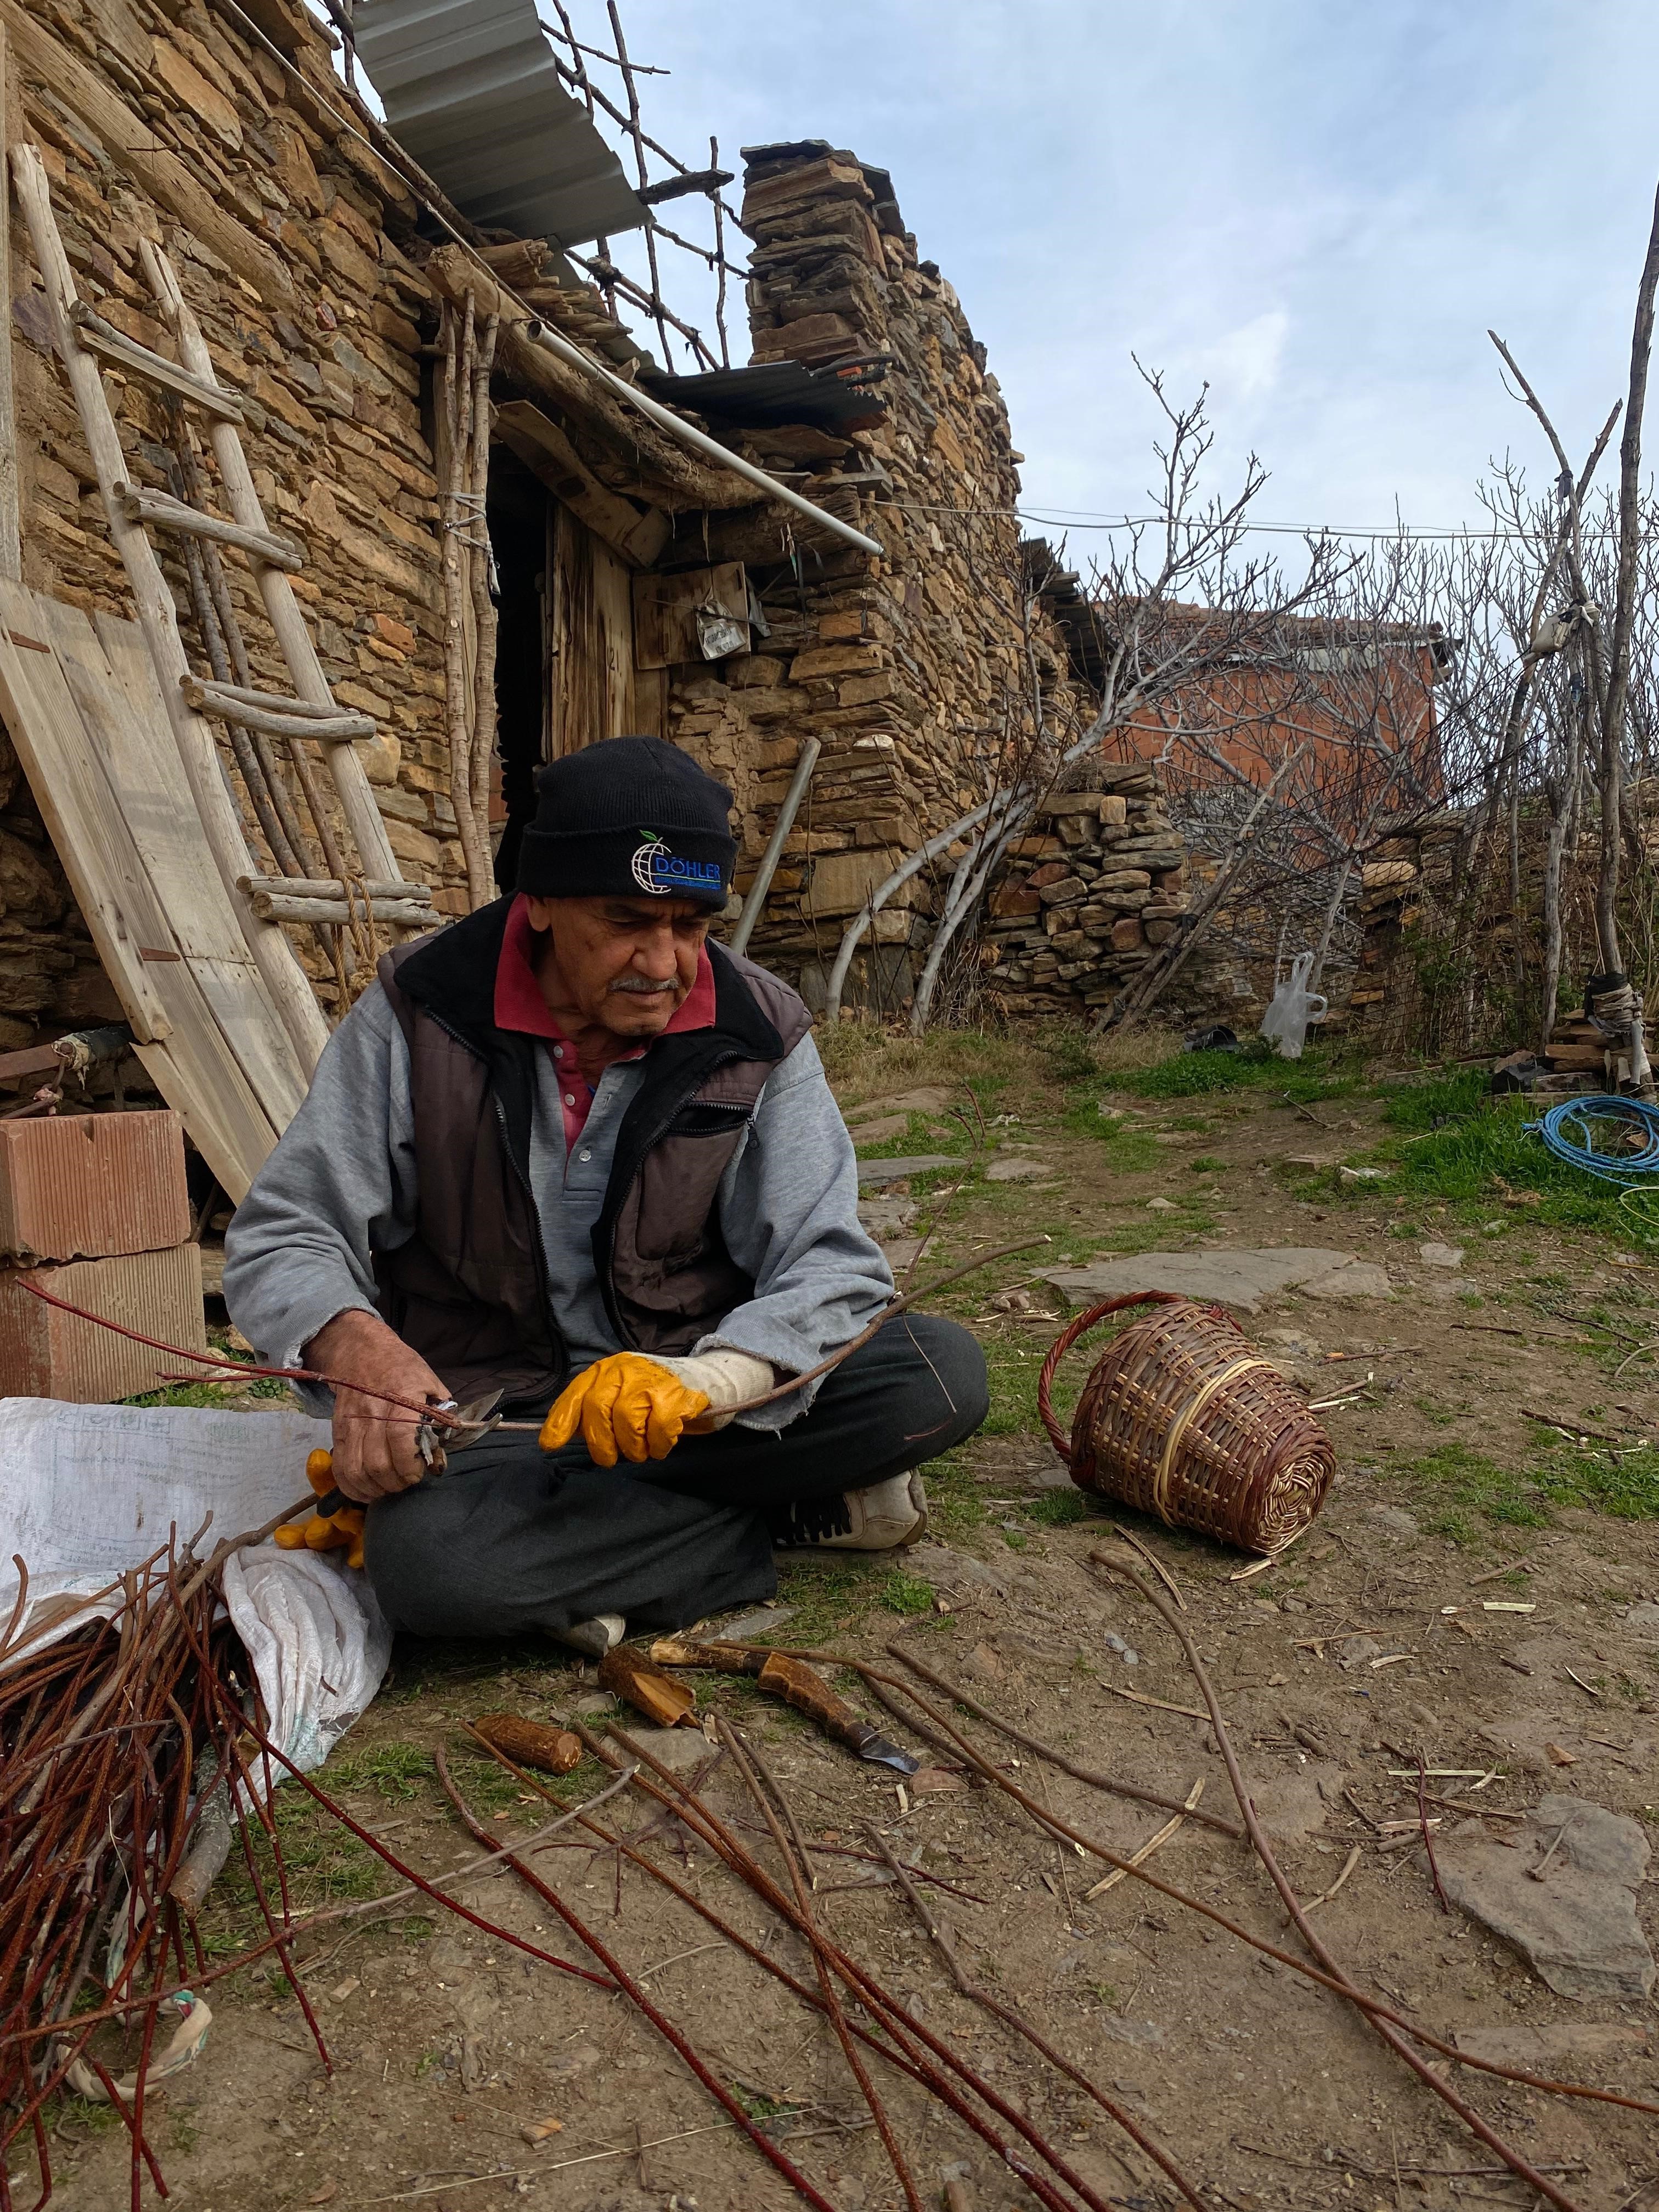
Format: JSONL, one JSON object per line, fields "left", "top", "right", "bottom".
{"left": 730, "top": 735, "right": 821, "bottom": 956}
{"left": 526, "top": 321, "right": 884, "bottom": 560}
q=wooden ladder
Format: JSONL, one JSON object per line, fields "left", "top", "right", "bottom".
{"left": 9, "top": 145, "right": 436, "bottom": 1072}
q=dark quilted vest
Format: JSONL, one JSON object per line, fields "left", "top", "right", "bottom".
{"left": 373, "top": 899, "right": 813, "bottom": 1404}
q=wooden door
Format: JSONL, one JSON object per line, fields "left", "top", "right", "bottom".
{"left": 546, "top": 502, "right": 637, "bottom": 754}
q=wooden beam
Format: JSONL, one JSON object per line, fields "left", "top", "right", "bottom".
{"left": 0, "top": 23, "right": 16, "bottom": 581}
{"left": 424, "top": 245, "right": 747, "bottom": 512}
{"left": 494, "top": 399, "right": 669, "bottom": 569}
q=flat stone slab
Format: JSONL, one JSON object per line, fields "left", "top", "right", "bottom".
{"left": 846, "top": 1085, "right": 953, "bottom": 1121}
{"left": 857, "top": 1195, "right": 917, "bottom": 1237}
{"left": 1042, "top": 1248, "right": 1391, "bottom": 1313}
{"left": 717, "top": 1605, "right": 794, "bottom": 1643}
{"left": 850, "top": 1112, "right": 911, "bottom": 1147}
{"left": 1419, "top": 1240, "right": 1465, "bottom": 1268}
{"left": 856, "top": 1154, "right": 956, "bottom": 1187}
{"left": 1432, "top": 1793, "right": 1654, "bottom": 2001}
{"left": 985, "top": 1156, "right": 1057, "bottom": 1183}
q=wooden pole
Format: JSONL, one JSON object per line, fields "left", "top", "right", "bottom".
{"left": 467, "top": 313, "right": 500, "bottom": 899}
{"left": 0, "top": 28, "right": 20, "bottom": 582}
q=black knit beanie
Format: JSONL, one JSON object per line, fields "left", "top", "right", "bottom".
{"left": 515, "top": 736, "right": 736, "bottom": 907}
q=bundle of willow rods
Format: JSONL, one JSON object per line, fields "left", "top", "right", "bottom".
{"left": 0, "top": 1535, "right": 287, "bottom": 2211}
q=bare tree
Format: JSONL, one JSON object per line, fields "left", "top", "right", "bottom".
{"left": 828, "top": 367, "right": 1350, "bottom": 1032}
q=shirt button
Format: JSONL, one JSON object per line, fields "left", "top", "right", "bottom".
{"left": 578, "top": 1149, "right": 592, "bottom": 1163}
{"left": 564, "top": 1094, "right": 575, "bottom": 1106}
{"left": 552, "top": 1045, "right": 563, "bottom": 1058}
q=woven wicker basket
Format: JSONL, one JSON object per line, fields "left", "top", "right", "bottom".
{"left": 1037, "top": 1290, "right": 1336, "bottom": 1555}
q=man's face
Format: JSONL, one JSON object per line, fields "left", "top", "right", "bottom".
{"left": 527, "top": 893, "right": 712, "bottom": 1037}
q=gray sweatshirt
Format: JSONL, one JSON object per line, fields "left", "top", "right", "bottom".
{"left": 222, "top": 981, "right": 893, "bottom": 1432}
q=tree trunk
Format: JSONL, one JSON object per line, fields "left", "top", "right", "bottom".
{"left": 1595, "top": 174, "right": 1659, "bottom": 974}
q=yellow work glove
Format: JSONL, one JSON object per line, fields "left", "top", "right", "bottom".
{"left": 539, "top": 1353, "right": 711, "bottom": 1467}
{"left": 274, "top": 1446, "right": 366, "bottom": 1571}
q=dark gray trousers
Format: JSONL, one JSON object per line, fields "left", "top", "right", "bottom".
{"left": 363, "top": 1313, "right": 988, "bottom": 1640}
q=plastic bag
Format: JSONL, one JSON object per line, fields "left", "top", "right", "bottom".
{"left": 1260, "top": 952, "right": 1327, "bottom": 1060}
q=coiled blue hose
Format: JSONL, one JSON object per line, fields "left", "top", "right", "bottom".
{"left": 1526, "top": 1095, "right": 1659, "bottom": 1184}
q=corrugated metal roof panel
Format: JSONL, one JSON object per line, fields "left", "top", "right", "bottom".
{"left": 352, "top": 0, "right": 647, "bottom": 247}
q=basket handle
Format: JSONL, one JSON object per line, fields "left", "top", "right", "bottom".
{"left": 1036, "top": 1290, "right": 1188, "bottom": 1465}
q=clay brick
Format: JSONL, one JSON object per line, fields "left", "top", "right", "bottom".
{"left": 0, "top": 1111, "right": 190, "bottom": 1261}
{"left": 0, "top": 1246, "right": 205, "bottom": 1402}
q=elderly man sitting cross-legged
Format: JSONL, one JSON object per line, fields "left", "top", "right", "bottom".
{"left": 224, "top": 736, "right": 988, "bottom": 1655}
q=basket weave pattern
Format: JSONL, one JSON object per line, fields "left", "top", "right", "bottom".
{"left": 1037, "top": 1291, "right": 1335, "bottom": 1555}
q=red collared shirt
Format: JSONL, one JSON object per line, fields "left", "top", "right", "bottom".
{"left": 492, "top": 893, "right": 716, "bottom": 1149}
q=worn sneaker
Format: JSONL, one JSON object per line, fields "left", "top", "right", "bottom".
{"left": 775, "top": 1473, "right": 928, "bottom": 1553}
{"left": 551, "top": 1613, "right": 627, "bottom": 1659}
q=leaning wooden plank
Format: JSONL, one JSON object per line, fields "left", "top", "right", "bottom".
{"left": 40, "top": 596, "right": 305, "bottom": 1167}
{"left": 0, "top": 585, "right": 280, "bottom": 1195}
{"left": 0, "top": 591, "right": 173, "bottom": 1046}
{"left": 88, "top": 608, "right": 311, "bottom": 1132}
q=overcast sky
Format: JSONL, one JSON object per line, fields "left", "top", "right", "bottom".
{"left": 584, "top": 2, "right": 1659, "bottom": 550}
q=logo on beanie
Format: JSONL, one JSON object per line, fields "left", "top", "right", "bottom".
{"left": 630, "top": 830, "right": 723, "bottom": 898}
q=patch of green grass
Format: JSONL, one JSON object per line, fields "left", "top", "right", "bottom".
{"left": 1401, "top": 1443, "right": 1550, "bottom": 1540}
{"left": 1060, "top": 1092, "right": 1160, "bottom": 1170}
{"left": 977, "top": 1329, "right": 1063, "bottom": 1437}
{"left": 325, "top": 1741, "right": 436, "bottom": 1800}
{"left": 1400, "top": 1433, "right": 1659, "bottom": 1539}
{"left": 880, "top": 1568, "right": 935, "bottom": 1615}
{"left": 1189, "top": 1155, "right": 1226, "bottom": 1175}
{"left": 851, "top": 1111, "right": 974, "bottom": 1161}
{"left": 1026, "top": 1488, "right": 1091, "bottom": 1525}
{"left": 124, "top": 1380, "right": 232, "bottom": 1409}
{"left": 50, "top": 2096, "right": 120, "bottom": 2140}
{"left": 1531, "top": 1436, "right": 1659, "bottom": 1520}
{"left": 1108, "top": 1039, "right": 1356, "bottom": 1103}
{"left": 1374, "top": 1084, "right": 1651, "bottom": 1239}
{"left": 773, "top": 1554, "right": 888, "bottom": 1644}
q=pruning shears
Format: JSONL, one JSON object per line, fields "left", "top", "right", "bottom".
{"left": 311, "top": 1389, "right": 504, "bottom": 1516}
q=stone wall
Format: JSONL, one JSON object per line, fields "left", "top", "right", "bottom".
{"left": 668, "top": 140, "right": 1094, "bottom": 1017}
{"left": 3, "top": 0, "right": 473, "bottom": 1043}
{"left": 1342, "top": 804, "right": 1612, "bottom": 1057}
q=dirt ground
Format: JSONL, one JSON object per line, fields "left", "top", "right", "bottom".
{"left": 38, "top": 1029, "right": 1659, "bottom": 2212}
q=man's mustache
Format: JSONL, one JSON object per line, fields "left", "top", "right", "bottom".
{"left": 608, "top": 973, "right": 680, "bottom": 995}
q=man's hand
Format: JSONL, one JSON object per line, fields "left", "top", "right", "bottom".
{"left": 306, "top": 1309, "right": 452, "bottom": 1504}
{"left": 540, "top": 1352, "right": 712, "bottom": 1466}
